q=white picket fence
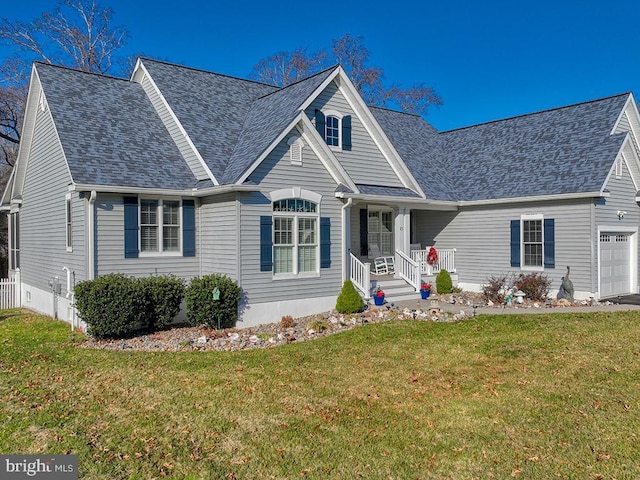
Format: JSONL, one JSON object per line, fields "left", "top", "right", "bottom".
{"left": 0, "top": 268, "right": 20, "bottom": 310}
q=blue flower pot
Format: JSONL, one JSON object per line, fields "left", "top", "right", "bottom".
{"left": 374, "top": 295, "right": 385, "bottom": 306}
{"left": 420, "top": 289, "right": 431, "bottom": 299}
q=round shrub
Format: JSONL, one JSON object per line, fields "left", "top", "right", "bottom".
{"left": 185, "top": 274, "right": 242, "bottom": 329}
{"left": 74, "top": 273, "right": 147, "bottom": 339}
{"left": 139, "top": 275, "right": 185, "bottom": 330}
{"left": 436, "top": 269, "right": 453, "bottom": 294}
{"left": 335, "top": 280, "right": 364, "bottom": 314}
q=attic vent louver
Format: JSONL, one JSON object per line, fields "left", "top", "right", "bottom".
{"left": 288, "top": 136, "right": 303, "bottom": 165}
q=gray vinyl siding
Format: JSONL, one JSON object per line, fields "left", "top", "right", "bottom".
{"left": 413, "top": 200, "right": 594, "bottom": 293}
{"left": 595, "top": 159, "right": 640, "bottom": 290}
{"left": 200, "top": 193, "right": 239, "bottom": 278}
{"left": 241, "top": 132, "right": 343, "bottom": 303}
{"left": 614, "top": 111, "right": 631, "bottom": 134}
{"left": 139, "top": 73, "right": 209, "bottom": 181}
{"left": 94, "top": 193, "right": 199, "bottom": 279}
{"left": 20, "top": 105, "right": 85, "bottom": 295}
{"left": 305, "top": 81, "right": 404, "bottom": 188}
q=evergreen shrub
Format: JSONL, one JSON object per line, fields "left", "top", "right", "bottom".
{"left": 436, "top": 269, "right": 453, "bottom": 294}
{"left": 185, "top": 274, "right": 242, "bottom": 329}
{"left": 335, "top": 280, "right": 364, "bottom": 314}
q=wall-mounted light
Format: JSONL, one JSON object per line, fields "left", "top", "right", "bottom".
{"left": 617, "top": 210, "right": 627, "bottom": 219}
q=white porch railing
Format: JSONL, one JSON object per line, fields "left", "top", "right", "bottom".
{"left": 396, "top": 250, "right": 421, "bottom": 292}
{"left": 349, "top": 253, "right": 371, "bottom": 299}
{"left": 411, "top": 247, "right": 457, "bottom": 275}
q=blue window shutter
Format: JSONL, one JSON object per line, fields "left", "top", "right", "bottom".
{"left": 315, "top": 109, "right": 325, "bottom": 139}
{"left": 510, "top": 219, "right": 520, "bottom": 267}
{"left": 183, "top": 199, "right": 196, "bottom": 257}
{"left": 360, "top": 209, "right": 368, "bottom": 256}
{"left": 320, "top": 217, "right": 331, "bottom": 268}
{"left": 342, "top": 115, "right": 352, "bottom": 151}
{"left": 260, "top": 216, "right": 273, "bottom": 272}
{"left": 544, "top": 218, "right": 555, "bottom": 268}
{"left": 124, "top": 197, "right": 139, "bottom": 259}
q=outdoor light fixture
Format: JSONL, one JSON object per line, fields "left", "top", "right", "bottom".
{"left": 617, "top": 210, "right": 627, "bottom": 219}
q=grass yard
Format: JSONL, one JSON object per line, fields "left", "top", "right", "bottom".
{"left": 1, "top": 309, "right": 640, "bottom": 479}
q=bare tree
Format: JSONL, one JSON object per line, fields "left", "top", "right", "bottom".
{"left": 250, "top": 47, "right": 327, "bottom": 87}
{"left": 250, "top": 33, "right": 442, "bottom": 116}
{"left": 0, "top": 0, "right": 130, "bottom": 166}
{"left": 0, "top": 0, "right": 129, "bottom": 75}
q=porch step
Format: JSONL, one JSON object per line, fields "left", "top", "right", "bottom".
{"left": 370, "top": 278, "right": 421, "bottom": 305}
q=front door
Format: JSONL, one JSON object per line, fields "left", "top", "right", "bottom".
{"left": 368, "top": 208, "right": 393, "bottom": 256}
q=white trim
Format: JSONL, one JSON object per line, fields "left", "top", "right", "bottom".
{"left": 520, "top": 214, "right": 544, "bottom": 272}
{"left": 323, "top": 109, "right": 343, "bottom": 150}
{"left": 299, "top": 116, "right": 358, "bottom": 191}
{"left": 333, "top": 69, "right": 426, "bottom": 197}
{"left": 133, "top": 61, "right": 218, "bottom": 185}
{"left": 459, "top": 190, "right": 607, "bottom": 207}
{"left": 268, "top": 187, "right": 322, "bottom": 204}
{"left": 610, "top": 93, "right": 635, "bottom": 135}
{"left": 236, "top": 114, "right": 304, "bottom": 184}
{"left": 138, "top": 197, "right": 183, "bottom": 256}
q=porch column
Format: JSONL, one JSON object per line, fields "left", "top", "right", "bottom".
{"left": 341, "top": 198, "right": 352, "bottom": 282}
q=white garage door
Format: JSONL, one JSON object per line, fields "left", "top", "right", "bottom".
{"left": 600, "top": 232, "right": 632, "bottom": 298}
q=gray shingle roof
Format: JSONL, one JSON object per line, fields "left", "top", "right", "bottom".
{"left": 37, "top": 63, "right": 198, "bottom": 189}
{"left": 221, "top": 67, "right": 338, "bottom": 183}
{"left": 442, "top": 93, "right": 630, "bottom": 201}
{"left": 36, "top": 59, "right": 631, "bottom": 203}
{"left": 371, "top": 107, "right": 458, "bottom": 201}
{"left": 140, "top": 59, "right": 279, "bottom": 181}
{"left": 373, "top": 94, "right": 630, "bottom": 202}
{"left": 356, "top": 184, "right": 422, "bottom": 198}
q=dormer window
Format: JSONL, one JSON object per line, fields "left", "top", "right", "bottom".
{"left": 314, "top": 109, "right": 352, "bottom": 151}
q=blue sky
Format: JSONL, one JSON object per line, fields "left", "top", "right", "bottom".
{"left": 3, "top": 0, "right": 640, "bottom": 131}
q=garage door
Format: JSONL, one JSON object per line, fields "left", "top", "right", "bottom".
{"left": 600, "top": 232, "right": 632, "bottom": 298}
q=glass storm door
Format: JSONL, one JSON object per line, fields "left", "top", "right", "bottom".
{"left": 368, "top": 209, "right": 393, "bottom": 256}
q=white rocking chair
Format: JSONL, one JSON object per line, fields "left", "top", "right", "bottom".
{"left": 369, "top": 244, "right": 395, "bottom": 275}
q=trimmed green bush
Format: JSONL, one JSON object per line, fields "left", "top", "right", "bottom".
{"left": 139, "top": 275, "right": 185, "bottom": 330}
{"left": 436, "top": 269, "right": 453, "bottom": 294}
{"left": 75, "top": 273, "right": 186, "bottom": 339}
{"left": 335, "top": 280, "right": 365, "bottom": 314}
{"left": 75, "top": 273, "right": 148, "bottom": 339}
{"left": 185, "top": 274, "right": 242, "bottom": 329}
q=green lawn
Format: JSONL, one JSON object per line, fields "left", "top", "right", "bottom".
{"left": 1, "top": 309, "right": 640, "bottom": 479}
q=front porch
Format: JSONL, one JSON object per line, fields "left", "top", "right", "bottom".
{"left": 342, "top": 201, "right": 459, "bottom": 300}
{"left": 349, "top": 247, "right": 457, "bottom": 301}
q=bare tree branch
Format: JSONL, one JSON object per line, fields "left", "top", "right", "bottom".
{"left": 251, "top": 33, "right": 442, "bottom": 116}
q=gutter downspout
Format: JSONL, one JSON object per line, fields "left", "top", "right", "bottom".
{"left": 88, "top": 191, "right": 97, "bottom": 280}
{"left": 341, "top": 198, "right": 353, "bottom": 282}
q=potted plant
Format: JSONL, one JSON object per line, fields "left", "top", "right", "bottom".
{"left": 373, "top": 287, "right": 385, "bottom": 306}
{"left": 420, "top": 281, "right": 432, "bottom": 299}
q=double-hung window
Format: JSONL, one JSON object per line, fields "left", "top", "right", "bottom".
{"left": 140, "top": 199, "right": 181, "bottom": 254}
{"left": 522, "top": 217, "right": 543, "bottom": 267}
{"left": 511, "top": 214, "right": 554, "bottom": 270}
{"left": 273, "top": 199, "right": 318, "bottom": 275}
